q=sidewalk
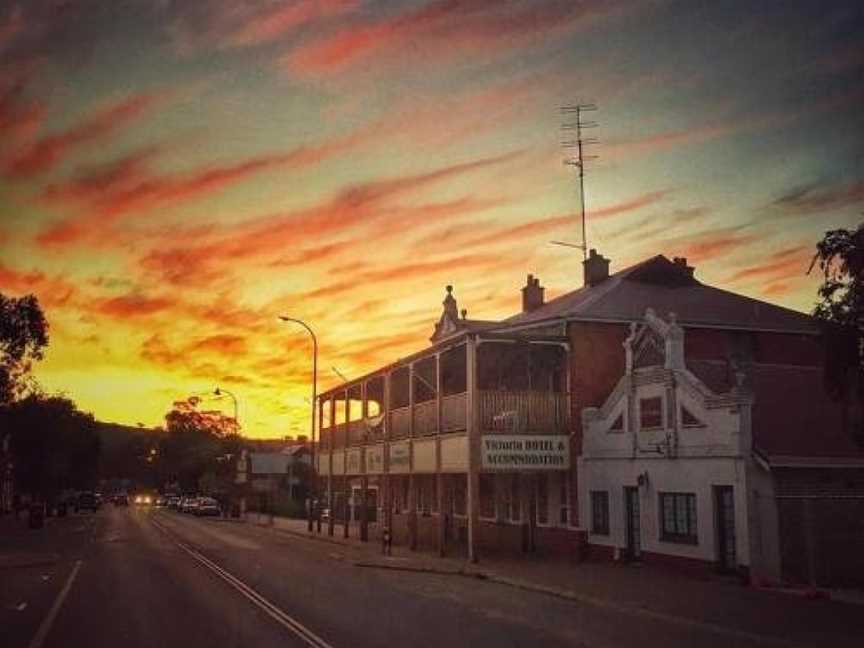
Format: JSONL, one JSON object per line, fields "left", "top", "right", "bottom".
{"left": 0, "top": 513, "right": 61, "bottom": 569}
{"left": 246, "top": 513, "right": 864, "bottom": 648}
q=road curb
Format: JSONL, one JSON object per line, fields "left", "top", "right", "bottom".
{"left": 264, "top": 524, "right": 359, "bottom": 549}
{"left": 352, "top": 560, "right": 490, "bottom": 579}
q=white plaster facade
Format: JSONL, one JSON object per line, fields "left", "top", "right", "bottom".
{"left": 578, "top": 310, "right": 777, "bottom": 576}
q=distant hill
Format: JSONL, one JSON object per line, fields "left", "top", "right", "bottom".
{"left": 95, "top": 421, "right": 164, "bottom": 482}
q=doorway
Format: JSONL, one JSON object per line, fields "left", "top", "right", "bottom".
{"left": 624, "top": 486, "right": 641, "bottom": 559}
{"left": 714, "top": 486, "right": 736, "bottom": 571}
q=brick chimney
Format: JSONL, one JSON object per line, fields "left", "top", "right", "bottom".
{"left": 583, "top": 249, "right": 610, "bottom": 287}
{"left": 521, "top": 274, "right": 544, "bottom": 312}
{"left": 672, "top": 256, "right": 695, "bottom": 278}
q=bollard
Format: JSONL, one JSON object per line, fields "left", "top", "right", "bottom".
{"left": 381, "top": 527, "right": 392, "bottom": 556}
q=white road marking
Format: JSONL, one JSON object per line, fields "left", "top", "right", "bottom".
{"left": 150, "top": 518, "right": 334, "bottom": 648}
{"left": 28, "top": 560, "right": 82, "bottom": 648}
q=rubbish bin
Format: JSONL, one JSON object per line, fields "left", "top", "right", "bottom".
{"left": 28, "top": 503, "right": 45, "bottom": 529}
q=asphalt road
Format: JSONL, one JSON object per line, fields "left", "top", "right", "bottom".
{"left": 0, "top": 505, "right": 845, "bottom": 648}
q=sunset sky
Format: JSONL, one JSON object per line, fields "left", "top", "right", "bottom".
{"left": 1, "top": 1, "right": 861, "bottom": 438}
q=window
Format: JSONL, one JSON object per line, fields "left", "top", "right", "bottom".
{"left": 503, "top": 474, "right": 520, "bottom": 522}
{"left": 680, "top": 406, "right": 703, "bottom": 427}
{"left": 390, "top": 367, "right": 410, "bottom": 409}
{"left": 479, "top": 474, "right": 495, "bottom": 518}
{"left": 660, "top": 492, "right": 698, "bottom": 544}
{"left": 590, "top": 491, "right": 609, "bottom": 535}
{"left": 417, "top": 476, "right": 437, "bottom": 515}
{"left": 640, "top": 396, "right": 663, "bottom": 429}
{"left": 441, "top": 344, "right": 467, "bottom": 395}
{"left": 609, "top": 413, "right": 624, "bottom": 433}
{"left": 452, "top": 475, "right": 466, "bottom": 516}
{"left": 413, "top": 356, "right": 437, "bottom": 404}
{"left": 559, "top": 476, "right": 569, "bottom": 526}
{"left": 536, "top": 474, "right": 549, "bottom": 525}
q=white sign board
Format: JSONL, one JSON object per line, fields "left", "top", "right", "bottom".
{"left": 389, "top": 442, "right": 410, "bottom": 474}
{"left": 481, "top": 435, "right": 570, "bottom": 470}
{"left": 346, "top": 449, "right": 362, "bottom": 475}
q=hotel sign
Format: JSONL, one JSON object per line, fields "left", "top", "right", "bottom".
{"left": 389, "top": 442, "right": 410, "bottom": 474}
{"left": 366, "top": 445, "right": 384, "bottom": 474}
{"left": 481, "top": 435, "right": 570, "bottom": 470}
{"left": 346, "top": 449, "right": 362, "bottom": 475}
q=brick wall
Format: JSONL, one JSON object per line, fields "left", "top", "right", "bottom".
{"left": 775, "top": 468, "right": 864, "bottom": 587}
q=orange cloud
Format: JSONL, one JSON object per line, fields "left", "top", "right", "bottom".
{"left": 726, "top": 245, "right": 811, "bottom": 283}
{"left": 661, "top": 226, "right": 761, "bottom": 263}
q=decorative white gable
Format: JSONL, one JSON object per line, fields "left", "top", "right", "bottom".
{"left": 582, "top": 309, "right": 753, "bottom": 460}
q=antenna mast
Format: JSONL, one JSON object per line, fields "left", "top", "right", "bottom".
{"left": 560, "top": 104, "right": 599, "bottom": 261}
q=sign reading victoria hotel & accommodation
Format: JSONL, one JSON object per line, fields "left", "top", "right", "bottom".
{"left": 481, "top": 435, "right": 570, "bottom": 470}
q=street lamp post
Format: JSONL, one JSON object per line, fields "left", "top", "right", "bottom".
{"left": 278, "top": 316, "right": 318, "bottom": 533}
{"left": 213, "top": 387, "right": 239, "bottom": 431}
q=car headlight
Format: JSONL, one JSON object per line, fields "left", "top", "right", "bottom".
{"left": 144, "top": 496, "right": 151, "bottom": 504}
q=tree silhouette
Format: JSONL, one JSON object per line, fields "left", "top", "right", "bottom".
{"left": 0, "top": 293, "right": 48, "bottom": 405}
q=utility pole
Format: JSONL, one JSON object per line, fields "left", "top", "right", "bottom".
{"left": 557, "top": 104, "right": 599, "bottom": 261}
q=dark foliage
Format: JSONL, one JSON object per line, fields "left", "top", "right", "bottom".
{"left": 2, "top": 394, "right": 101, "bottom": 500}
{"left": 0, "top": 293, "right": 49, "bottom": 404}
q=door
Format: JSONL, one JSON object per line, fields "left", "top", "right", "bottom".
{"left": 715, "top": 486, "right": 736, "bottom": 571}
{"left": 624, "top": 487, "right": 641, "bottom": 559}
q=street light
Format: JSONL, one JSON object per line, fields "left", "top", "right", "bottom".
{"left": 213, "top": 387, "right": 239, "bottom": 432}
{"left": 278, "top": 316, "right": 318, "bottom": 533}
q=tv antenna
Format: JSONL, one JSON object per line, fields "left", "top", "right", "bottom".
{"left": 556, "top": 103, "right": 599, "bottom": 261}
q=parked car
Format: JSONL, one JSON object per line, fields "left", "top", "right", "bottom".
{"left": 195, "top": 497, "right": 220, "bottom": 517}
{"left": 75, "top": 491, "right": 99, "bottom": 513}
{"left": 154, "top": 496, "right": 166, "bottom": 507}
{"left": 181, "top": 497, "right": 200, "bottom": 514}
{"left": 167, "top": 496, "right": 180, "bottom": 509}
{"left": 113, "top": 493, "right": 129, "bottom": 506}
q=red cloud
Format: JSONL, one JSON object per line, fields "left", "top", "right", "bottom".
{"left": 36, "top": 128, "right": 371, "bottom": 246}
{"left": 0, "top": 76, "right": 46, "bottom": 143}
{"left": 0, "top": 262, "right": 77, "bottom": 307}
{"left": 189, "top": 334, "right": 247, "bottom": 356}
{"left": 137, "top": 151, "right": 519, "bottom": 284}
{"left": 605, "top": 123, "right": 734, "bottom": 162}
{"left": 4, "top": 93, "right": 160, "bottom": 179}
{"left": 228, "top": 0, "right": 358, "bottom": 48}
{"left": 283, "top": 0, "right": 619, "bottom": 75}
{"left": 726, "top": 245, "right": 810, "bottom": 283}
{"left": 423, "top": 189, "right": 671, "bottom": 251}
{"left": 302, "top": 252, "right": 510, "bottom": 301}
{"left": 96, "top": 293, "right": 176, "bottom": 319}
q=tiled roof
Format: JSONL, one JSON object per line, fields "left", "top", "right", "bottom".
{"left": 501, "top": 255, "right": 817, "bottom": 334}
